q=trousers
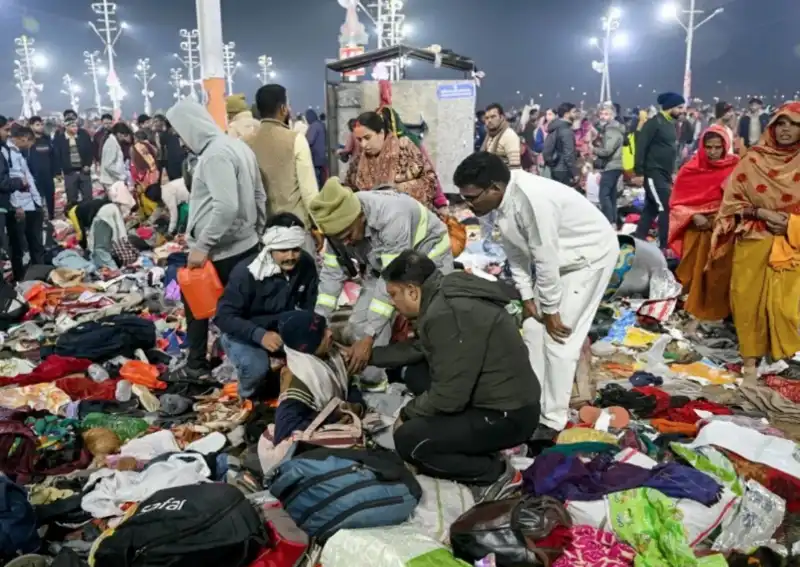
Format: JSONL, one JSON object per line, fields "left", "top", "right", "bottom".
{"left": 184, "top": 246, "right": 258, "bottom": 371}
{"left": 0, "top": 209, "right": 45, "bottom": 282}
{"left": 342, "top": 276, "right": 393, "bottom": 391}
{"left": 394, "top": 401, "right": 540, "bottom": 485}
{"left": 634, "top": 171, "right": 672, "bottom": 250}
{"left": 598, "top": 169, "right": 622, "bottom": 225}
{"left": 64, "top": 171, "right": 93, "bottom": 205}
{"left": 220, "top": 333, "right": 279, "bottom": 399}
{"left": 523, "top": 245, "right": 618, "bottom": 430}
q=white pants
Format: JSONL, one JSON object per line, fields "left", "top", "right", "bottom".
{"left": 523, "top": 248, "right": 618, "bottom": 430}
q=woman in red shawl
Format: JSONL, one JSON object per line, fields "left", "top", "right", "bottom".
{"left": 668, "top": 125, "right": 739, "bottom": 320}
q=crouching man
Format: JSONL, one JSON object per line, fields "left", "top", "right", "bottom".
{"left": 309, "top": 178, "right": 453, "bottom": 391}
{"left": 454, "top": 152, "right": 619, "bottom": 438}
{"left": 375, "top": 250, "right": 540, "bottom": 501}
{"left": 214, "top": 213, "right": 318, "bottom": 399}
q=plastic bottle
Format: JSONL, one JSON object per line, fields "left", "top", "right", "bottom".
{"left": 115, "top": 380, "right": 132, "bottom": 402}
{"left": 88, "top": 364, "right": 110, "bottom": 383}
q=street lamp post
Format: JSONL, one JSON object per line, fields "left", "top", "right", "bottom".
{"left": 589, "top": 6, "right": 622, "bottom": 105}
{"left": 257, "top": 55, "right": 275, "bottom": 85}
{"left": 88, "top": 0, "right": 126, "bottom": 112}
{"left": 84, "top": 50, "right": 105, "bottom": 113}
{"left": 61, "top": 75, "right": 81, "bottom": 112}
{"left": 135, "top": 58, "right": 155, "bottom": 115}
{"left": 175, "top": 29, "right": 200, "bottom": 101}
{"left": 221, "top": 42, "right": 240, "bottom": 95}
{"left": 169, "top": 68, "right": 185, "bottom": 100}
{"left": 660, "top": 0, "right": 724, "bottom": 101}
{"left": 14, "top": 35, "right": 44, "bottom": 119}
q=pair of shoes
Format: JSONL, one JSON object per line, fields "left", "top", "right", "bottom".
{"left": 165, "top": 364, "right": 214, "bottom": 384}
{"left": 471, "top": 458, "right": 523, "bottom": 504}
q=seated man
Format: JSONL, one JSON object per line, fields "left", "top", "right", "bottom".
{"left": 273, "top": 310, "right": 364, "bottom": 445}
{"left": 309, "top": 177, "right": 453, "bottom": 391}
{"left": 215, "top": 213, "right": 318, "bottom": 399}
{"left": 373, "top": 250, "right": 541, "bottom": 499}
{"left": 145, "top": 177, "right": 190, "bottom": 237}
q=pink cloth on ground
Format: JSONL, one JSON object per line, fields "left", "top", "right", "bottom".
{"left": 552, "top": 525, "right": 636, "bottom": 567}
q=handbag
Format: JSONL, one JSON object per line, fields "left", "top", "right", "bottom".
{"left": 257, "top": 397, "right": 363, "bottom": 474}
{"left": 111, "top": 237, "right": 139, "bottom": 267}
{"left": 450, "top": 495, "right": 572, "bottom": 567}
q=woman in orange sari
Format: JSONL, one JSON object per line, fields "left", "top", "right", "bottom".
{"left": 668, "top": 125, "right": 739, "bottom": 320}
{"left": 345, "top": 111, "right": 437, "bottom": 208}
{"left": 130, "top": 130, "right": 161, "bottom": 219}
{"left": 709, "top": 102, "right": 800, "bottom": 380}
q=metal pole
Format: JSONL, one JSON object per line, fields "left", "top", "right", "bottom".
{"left": 84, "top": 51, "right": 104, "bottom": 112}
{"left": 683, "top": 0, "right": 696, "bottom": 101}
{"left": 196, "top": 0, "right": 227, "bottom": 129}
{"left": 135, "top": 58, "right": 155, "bottom": 115}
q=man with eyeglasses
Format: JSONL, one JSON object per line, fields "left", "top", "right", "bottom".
{"left": 454, "top": 151, "right": 618, "bottom": 440}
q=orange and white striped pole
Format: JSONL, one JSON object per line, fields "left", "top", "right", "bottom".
{"left": 195, "top": 0, "right": 227, "bottom": 131}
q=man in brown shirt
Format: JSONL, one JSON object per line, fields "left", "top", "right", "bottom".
{"left": 481, "top": 103, "right": 522, "bottom": 169}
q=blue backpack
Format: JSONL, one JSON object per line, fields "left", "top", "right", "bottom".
{"left": 266, "top": 446, "right": 422, "bottom": 542}
{"left": 0, "top": 475, "right": 40, "bottom": 560}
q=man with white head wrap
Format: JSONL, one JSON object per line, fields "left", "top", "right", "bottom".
{"left": 214, "top": 213, "right": 319, "bottom": 399}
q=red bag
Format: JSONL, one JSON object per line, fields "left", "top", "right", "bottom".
{"left": 178, "top": 262, "right": 224, "bottom": 320}
{"left": 248, "top": 507, "right": 308, "bottom": 567}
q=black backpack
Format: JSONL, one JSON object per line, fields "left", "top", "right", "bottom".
{"left": 53, "top": 315, "right": 156, "bottom": 361}
{"left": 90, "top": 483, "right": 269, "bottom": 567}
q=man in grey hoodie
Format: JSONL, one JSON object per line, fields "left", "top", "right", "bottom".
{"left": 593, "top": 105, "right": 625, "bottom": 225}
{"left": 166, "top": 98, "right": 267, "bottom": 379}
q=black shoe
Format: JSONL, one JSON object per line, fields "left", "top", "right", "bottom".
{"left": 530, "top": 424, "right": 559, "bottom": 442}
{"left": 471, "top": 458, "right": 523, "bottom": 504}
{"left": 165, "top": 365, "right": 214, "bottom": 384}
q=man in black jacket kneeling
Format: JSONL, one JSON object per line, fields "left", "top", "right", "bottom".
{"left": 372, "top": 250, "right": 541, "bottom": 500}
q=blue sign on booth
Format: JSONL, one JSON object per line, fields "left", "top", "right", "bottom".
{"left": 437, "top": 83, "right": 476, "bottom": 100}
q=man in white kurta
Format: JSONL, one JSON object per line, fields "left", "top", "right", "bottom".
{"left": 454, "top": 152, "right": 619, "bottom": 435}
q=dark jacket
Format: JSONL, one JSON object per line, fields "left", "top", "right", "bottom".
{"left": 634, "top": 113, "right": 678, "bottom": 177}
{"left": 160, "top": 130, "right": 185, "bottom": 181}
{"left": 372, "top": 270, "right": 540, "bottom": 420}
{"left": 92, "top": 128, "right": 109, "bottom": 164}
{"left": 543, "top": 118, "right": 578, "bottom": 176}
{"left": 0, "top": 144, "right": 26, "bottom": 210}
{"left": 25, "top": 135, "right": 57, "bottom": 190}
{"left": 305, "top": 110, "right": 327, "bottom": 169}
{"left": 738, "top": 112, "right": 770, "bottom": 148}
{"left": 53, "top": 129, "right": 93, "bottom": 174}
{"left": 214, "top": 251, "right": 319, "bottom": 346}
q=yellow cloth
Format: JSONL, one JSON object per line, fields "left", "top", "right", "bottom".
{"left": 732, "top": 236, "right": 800, "bottom": 359}
{"left": 67, "top": 207, "right": 82, "bottom": 241}
{"left": 768, "top": 214, "right": 800, "bottom": 270}
{"left": 0, "top": 383, "right": 71, "bottom": 414}
{"left": 137, "top": 192, "right": 158, "bottom": 220}
{"left": 28, "top": 485, "right": 75, "bottom": 506}
{"left": 225, "top": 93, "right": 249, "bottom": 115}
{"left": 675, "top": 228, "right": 732, "bottom": 321}
{"left": 557, "top": 428, "right": 618, "bottom": 445}
{"left": 670, "top": 361, "right": 737, "bottom": 385}
{"left": 309, "top": 177, "right": 362, "bottom": 235}
{"left": 622, "top": 327, "right": 660, "bottom": 348}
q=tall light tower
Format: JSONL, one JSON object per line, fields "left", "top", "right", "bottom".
{"left": 135, "top": 58, "right": 155, "bottom": 115}
{"left": 257, "top": 55, "right": 275, "bottom": 85}
{"left": 84, "top": 50, "right": 106, "bottom": 113}
{"left": 61, "top": 75, "right": 82, "bottom": 112}
{"left": 589, "top": 6, "right": 625, "bottom": 104}
{"left": 660, "top": 0, "right": 724, "bottom": 101}
{"left": 175, "top": 29, "right": 200, "bottom": 101}
{"left": 360, "top": 0, "right": 407, "bottom": 80}
{"left": 222, "top": 42, "right": 241, "bottom": 95}
{"left": 169, "top": 68, "right": 185, "bottom": 100}
{"left": 14, "top": 35, "right": 44, "bottom": 119}
{"left": 88, "top": 0, "right": 127, "bottom": 112}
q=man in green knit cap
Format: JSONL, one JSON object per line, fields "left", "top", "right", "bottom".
{"left": 310, "top": 177, "right": 453, "bottom": 390}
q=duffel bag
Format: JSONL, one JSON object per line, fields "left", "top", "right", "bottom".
{"left": 266, "top": 446, "right": 422, "bottom": 542}
{"left": 89, "top": 483, "right": 269, "bottom": 567}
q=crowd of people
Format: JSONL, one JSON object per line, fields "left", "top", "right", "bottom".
{"left": 1, "top": 73, "right": 800, "bottom": 566}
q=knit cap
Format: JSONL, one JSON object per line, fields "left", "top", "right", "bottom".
{"left": 225, "top": 94, "right": 249, "bottom": 115}
{"left": 279, "top": 311, "right": 328, "bottom": 354}
{"left": 309, "top": 177, "right": 362, "bottom": 235}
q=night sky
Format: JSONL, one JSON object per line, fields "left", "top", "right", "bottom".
{"left": 1, "top": 0, "right": 796, "bottom": 117}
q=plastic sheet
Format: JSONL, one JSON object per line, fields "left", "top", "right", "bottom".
{"left": 713, "top": 480, "right": 786, "bottom": 553}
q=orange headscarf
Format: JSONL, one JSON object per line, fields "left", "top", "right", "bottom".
{"left": 708, "top": 102, "right": 800, "bottom": 265}
{"left": 667, "top": 125, "right": 739, "bottom": 256}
